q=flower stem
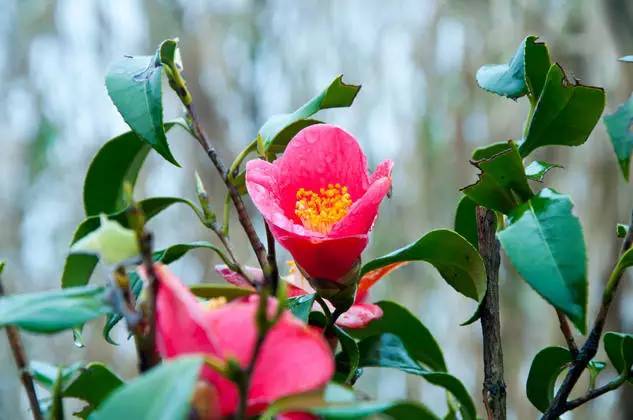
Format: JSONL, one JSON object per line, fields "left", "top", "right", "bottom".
{"left": 555, "top": 309, "right": 578, "bottom": 356}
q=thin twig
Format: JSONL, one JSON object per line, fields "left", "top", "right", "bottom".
{"left": 476, "top": 206, "right": 506, "bottom": 420}
{"left": 565, "top": 372, "right": 630, "bottom": 411}
{"left": 555, "top": 309, "right": 578, "bottom": 356}
{"left": 542, "top": 209, "right": 633, "bottom": 418}
{"left": 185, "top": 103, "right": 270, "bottom": 279}
{"left": 0, "top": 279, "right": 43, "bottom": 420}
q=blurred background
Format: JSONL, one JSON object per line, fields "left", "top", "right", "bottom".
{"left": 2, "top": 0, "right": 633, "bottom": 418}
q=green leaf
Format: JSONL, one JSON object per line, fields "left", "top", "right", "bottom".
{"left": 83, "top": 120, "right": 186, "bottom": 216}
{"left": 498, "top": 188, "right": 587, "bottom": 332}
{"left": 287, "top": 293, "right": 315, "bottom": 323}
{"left": 152, "top": 241, "right": 228, "bottom": 265}
{"left": 64, "top": 362, "right": 124, "bottom": 418}
{"left": 526, "top": 346, "right": 572, "bottom": 412}
{"left": 334, "top": 326, "right": 360, "bottom": 385}
{"left": 524, "top": 36, "right": 551, "bottom": 100}
{"left": 346, "top": 301, "right": 446, "bottom": 372}
{"left": 259, "top": 75, "right": 360, "bottom": 155}
{"left": 604, "top": 94, "right": 633, "bottom": 181}
{"left": 106, "top": 53, "right": 179, "bottom": 166}
{"left": 50, "top": 367, "right": 65, "bottom": 420}
{"left": 462, "top": 140, "right": 533, "bottom": 214}
{"left": 519, "top": 64, "right": 605, "bottom": 157}
{"left": 525, "top": 161, "right": 562, "bottom": 182}
{"left": 354, "top": 333, "right": 476, "bottom": 420}
{"left": 70, "top": 215, "right": 139, "bottom": 265}
{"left": 454, "top": 196, "right": 478, "bottom": 250}
{"left": 587, "top": 360, "right": 607, "bottom": 390}
{"left": 189, "top": 284, "right": 254, "bottom": 300}
{"left": 362, "top": 229, "right": 486, "bottom": 306}
{"left": 604, "top": 331, "right": 633, "bottom": 382}
{"left": 262, "top": 383, "right": 439, "bottom": 420}
{"left": 89, "top": 356, "right": 203, "bottom": 420}
{"left": 476, "top": 37, "right": 528, "bottom": 99}
{"left": 30, "top": 361, "right": 83, "bottom": 390}
{"left": 617, "top": 223, "right": 630, "bottom": 238}
{"left": 62, "top": 197, "right": 204, "bottom": 288}
{"left": 0, "top": 286, "right": 110, "bottom": 333}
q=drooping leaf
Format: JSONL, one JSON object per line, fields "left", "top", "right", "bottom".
{"left": 524, "top": 36, "right": 551, "bottom": 100}
{"left": 0, "top": 286, "right": 110, "bottom": 333}
{"left": 345, "top": 301, "right": 445, "bottom": 372}
{"left": 462, "top": 141, "right": 533, "bottom": 214}
{"left": 262, "top": 383, "right": 439, "bottom": 420}
{"left": 259, "top": 75, "right": 360, "bottom": 155}
{"left": 189, "top": 284, "right": 254, "bottom": 300}
{"left": 604, "top": 94, "right": 633, "bottom": 181}
{"left": 362, "top": 230, "right": 486, "bottom": 306}
{"left": 64, "top": 362, "right": 124, "bottom": 418}
{"left": 475, "top": 37, "right": 528, "bottom": 99}
{"left": 287, "top": 293, "right": 316, "bottom": 323}
{"left": 89, "top": 356, "right": 203, "bottom": 420}
{"left": 526, "top": 346, "right": 572, "bottom": 412}
{"left": 106, "top": 53, "right": 178, "bottom": 166}
{"left": 62, "top": 197, "right": 204, "bottom": 288}
{"left": 525, "top": 161, "right": 562, "bottom": 182}
{"left": 519, "top": 64, "right": 605, "bottom": 157}
{"left": 454, "top": 196, "right": 478, "bottom": 250}
{"left": 83, "top": 120, "right": 186, "bottom": 216}
{"left": 70, "top": 215, "right": 139, "bottom": 265}
{"left": 603, "top": 332, "right": 633, "bottom": 383}
{"left": 498, "top": 188, "right": 587, "bottom": 332}
{"left": 353, "top": 333, "right": 476, "bottom": 420}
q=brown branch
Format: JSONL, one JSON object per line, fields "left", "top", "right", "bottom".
{"left": 135, "top": 232, "right": 161, "bottom": 372}
{"left": 565, "top": 372, "right": 629, "bottom": 411}
{"left": 264, "top": 223, "right": 279, "bottom": 293}
{"left": 0, "top": 280, "right": 43, "bottom": 420}
{"left": 185, "top": 104, "right": 270, "bottom": 280}
{"left": 476, "top": 207, "right": 506, "bottom": 420}
{"left": 555, "top": 309, "right": 578, "bottom": 356}
{"left": 542, "top": 209, "right": 633, "bottom": 419}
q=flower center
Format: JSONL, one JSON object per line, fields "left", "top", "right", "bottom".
{"left": 295, "top": 183, "right": 352, "bottom": 234}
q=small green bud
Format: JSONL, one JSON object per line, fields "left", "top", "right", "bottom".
{"left": 194, "top": 172, "right": 217, "bottom": 226}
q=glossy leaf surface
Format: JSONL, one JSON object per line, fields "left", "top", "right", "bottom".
{"left": 526, "top": 346, "right": 572, "bottom": 412}
{"left": 498, "top": 188, "right": 587, "bottom": 332}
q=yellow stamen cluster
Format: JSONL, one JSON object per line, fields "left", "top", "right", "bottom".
{"left": 205, "top": 297, "right": 227, "bottom": 311}
{"left": 295, "top": 183, "right": 352, "bottom": 234}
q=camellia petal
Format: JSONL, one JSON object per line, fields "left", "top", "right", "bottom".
{"left": 246, "top": 124, "right": 393, "bottom": 282}
{"left": 335, "top": 303, "right": 384, "bottom": 329}
{"left": 153, "top": 264, "right": 334, "bottom": 416}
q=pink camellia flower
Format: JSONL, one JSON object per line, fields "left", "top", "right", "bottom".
{"left": 246, "top": 124, "right": 393, "bottom": 282}
{"left": 215, "top": 261, "right": 406, "bottom": 329}
{"left": 152, "top": 264, "right": 334, "bottom": 417}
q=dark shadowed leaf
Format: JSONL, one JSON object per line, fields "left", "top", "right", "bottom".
{"left": 498, "top": 188, "right": 587, "bottom": 332}
{"left": 519, "top": 64, "right": 605, "bottom": 157}
{"left": 454, "top": 196, "right": 478, "bottom": 250}
{"left": 604, "top": 94, "right": 633, "bottom": 181}
{"left": 524, "top": 36, "right": 551, "bottom": 100}
{"left": 0, "top": 286, "right": 110, "bottom": 333}
{"left": 103, "top": 271, "right": 142, "bottom": 345}
{"left": 259, "top": 75, "right": 360, "bottom": 155}
{"left": 526, "top": 346, "right": 572, "bottom": 412}
{"left": 475, "top": 37, "right": 527, "bottom": 99}
{"left": 361, "top": 230, "right": 486, "bottom": 306}
{"left": 604, "top": 332, "right": 633, "bottom": 383}
{"left": 334, "top": 326, "right": 360, "bottom": 385}
{"left": 106, "top": 53, "right": 178, "bottom": 166}
{"left": 463, "top": 141, "right": 532, "bottom": 214}
{"left": 89, "top": 356, "right": 203, "bottom": 420}
{"left": 83, "top": 120, "right": 186, "bottom": 216}
{"left": 353, "top": 333, "right": 476, "bottom": 420}
{"left": 525, "top": 161, "right": 562, "bottom": 182}
{"left": 345, "top": 301, "right": 445, "bottom": 372}
{"left": 64, "top": 362, "right": 124, "bottom": 418}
